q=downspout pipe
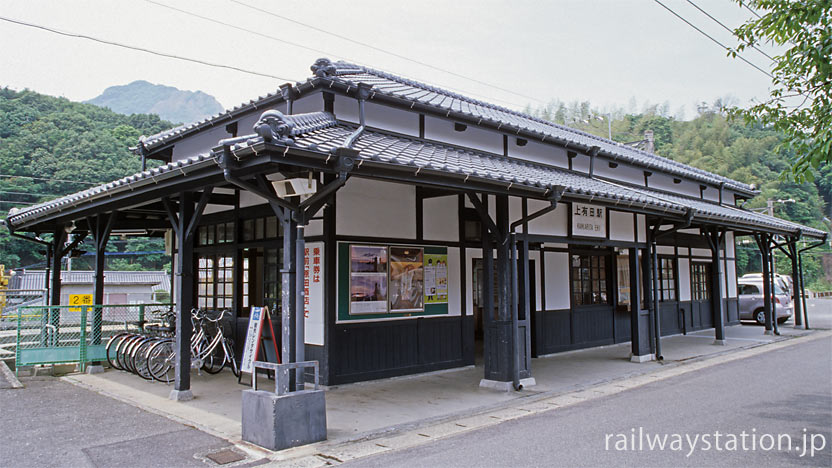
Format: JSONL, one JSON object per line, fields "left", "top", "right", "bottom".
{"left": 506, "top": 187, "right": 565, "bottom": 390}
{"left": 344, "top": 83, "right": 373, "bottom": 149}
{"left": 649, "top": 209, "right": 694, "bottom": 361}
{"left": 798, "top": 234, "right": 828, "bottom": 329}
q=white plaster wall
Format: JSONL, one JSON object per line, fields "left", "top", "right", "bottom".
{"left": 572, "top": 154, "right": 590, "bottom": 173}
{"left": 678, "top": 258, "right": 691, "bottom": 301}
{"left": 594, "top": 161, "right": 644, "bottom": 186}
{"left": 365, "top": 101, "right": 420, "bottom": 136}
{"left": 529, "top": 249, "right": 543, "bottom": 312}
{"left": 423, "top": 196, "right": 459, "bottom": 241}
{"left": 691, "top": 248, "right": 711, "bottom": 258}
{"left": 609, "top": 210, "right": 635, "bottom": 242}
{"left": 424, "top": 115, "right": 502, "bottom": 155}
{"left": 171, "top": 125, "right": 229, "bottom": 161}
{"left": 725, "top": 231, "right": 735, "bottom": 257}
{"left": 678, "top": 247, "right": 689, "bottom": 256}
{"left": 507, "top": 140, "right": 568, "bottom": 168}
{"left": 657, "top": 246, "right": 675, "bottom": 255}
{"left": 509, "top": 196, "right": 523, "bottom": 230}
{"left": 637, "top": 215, "right": 647, "bottom": 243}
{"left": 336, "top": 178, "right": 416, "bottom": 239}
{"left": 650, "top": 173, "right": 700, "bottom": 198}
{"left": 203, "top": 204, "right": 233, "bottom": 215}
{"left": 333, "top": 94, "right": 359, "bottom": 122}
{"left": 447, "top": 247, "right": 462, "bottom": 316}
{"left": 240, "top": 190, "right": 268, "bottom": 208}
{"left": 527, "top": 201, "right": 568, "bottom": 237}
{"left": 544, "top": 251, "right": 570, "bottom": 310}
{"left": 678, "top": 228, "right": 700, "bottom": 235}
{"left": 703, "top": 188, "right": 720, "bottom": 203}
{"left": 727, "top": 259, "right": 737, "bottom": 297}
{"left": 292, "top": 94, "right": 322, "bottom": 115}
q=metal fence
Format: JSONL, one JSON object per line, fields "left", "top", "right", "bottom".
{"left": 0, "top": 289, "right": 47, "bottom": 361}
{"left": 14, "top": 303, "right": 172, "bottom": 374}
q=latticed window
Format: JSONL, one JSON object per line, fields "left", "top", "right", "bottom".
{"left": 197, "top": 254, "right": 234, "bottom": 309}
{"left": 571, "top": 254, "right": 609, "bottom": 306}
{"left": 659, "top": 257, "right": 677, "bottom": 302}
{"left": 691, "top": 262, "right": 711, "bottom": 301}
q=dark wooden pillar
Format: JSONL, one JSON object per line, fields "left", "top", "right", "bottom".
{"left": 756, "top": 234, "right": 774, "bottom": 334}
{"left": 483, "top": 195, "right": 512, "bottom": 383}
{"left": 708, "top": 229, "right": 726, "bottom": 344}
{"left": 87, "top": 213, "right": 114, "bottom": 347}
{"left": 787, "top": 239, "right": 802, "bottom": 327}
{"left": 173, "top": 192, "right": 195, "bottom": 397}
{"left": 49, "top": 228, "right": 67, "bottom": 308}
{"left": 280, "top": 210, "right": 298, "bottom": 394}
{"left": 629, "top": 248, "right": 652, "bottom": 359}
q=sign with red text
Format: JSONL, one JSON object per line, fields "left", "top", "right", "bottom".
{"left": 303, "top": 242, "right": 324, "bottom": 345}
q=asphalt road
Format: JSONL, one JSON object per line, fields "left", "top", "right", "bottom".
{"left": 346, "top": 335, "right": 832, "bottom": 468}
{"left": 0, "top": 377, "right": 265, "bottom": 468}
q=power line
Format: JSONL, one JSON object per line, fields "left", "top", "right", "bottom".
{"left": 685, "top": 0, "right": 774, "bottom": 61}
{"left": 652, "top": 0, "right": 773, "bottom": 79}
{"left": 228, "top": 0, "right": 548, "bottom": 106}
{"left": 141, "top": 0, "right": 531, "bottom": 110}
{"left": 0, "top": 174, "right": 99, "bottom": 185}
{"left": 0, "top": 190, "right": 69, "bottom": 197}
{"left": 0, "top": 15, "right": 299, "bottom": 82}
{"left": 0, "top": 200, "right": 35, "bottom": 205}
{"left": 742, "top": 2, "right": 763, "bottom": 19}
{"left": 141, "top": 0, "right": 349, "bottom": 64}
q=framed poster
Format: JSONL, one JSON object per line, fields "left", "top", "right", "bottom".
{"left": 349, "top": 245, "right": 388, "bottom": 314}
{"left": 389, "top": 247, "right": 424, "bottom": 312}
{"left": 424, "top": 253, "right": 449, "bottom": 304}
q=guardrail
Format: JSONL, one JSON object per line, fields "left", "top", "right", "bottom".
{"left": 252, "top": 360, "right": 319, "bottom": 395}
{"left": 14, "top": 303, "right": 172, "bottom": 374}
{"left": 0, "top": 289, "right": 47, "bottom": 361}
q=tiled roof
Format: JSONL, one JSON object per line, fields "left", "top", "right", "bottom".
{"left": 324, "top": 61, "right": 756, "bottom": 195}
{"left": 139, "top": 59, "right": 755, "bottom": 196}
{"left": 6, "top": 109, "right": 825, "bottom": 240}
{"left": 10, "top": 270, "right": 171, "bottom": 290}
{"left": 4, "top": 153, "right": 218, "bottom": 227}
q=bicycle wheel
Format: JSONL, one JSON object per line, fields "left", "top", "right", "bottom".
{"left": 105, "top": 332, "right": 131, "bottom": 370}
{"left": 115, "top": 334, "right": 140, "bottom": 372}
{"left": 121, "top": 335, "right": 145, "bottom": 375}
{"left": 225, "top": 339, "right": 240, "bottom": 378}
{"left": 132, "top": 337, "right": 160, "bottom": 380}
{"left": 147, "top": 339, "right": 175, "bottom": 383}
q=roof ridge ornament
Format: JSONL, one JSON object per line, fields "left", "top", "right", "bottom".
{"left": 253, "top": 110, "right": 295, "bottom": 145}
{"left": 311, "top": 58, "right": 337, "bottom": 78}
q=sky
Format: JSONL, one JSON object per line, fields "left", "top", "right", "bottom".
{"left": 0, "top": 0, "right": 777, "bottom": 120}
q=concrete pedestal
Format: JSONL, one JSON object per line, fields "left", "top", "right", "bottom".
{"left": 712, "top": 339, "right": 727, "bottom": 346}
{"left": 479, "top": 377, "right": 536, "bottom": 392}
{"left": 86, "top": 365, "right": 105, "bottom": 374}
{"left": 169, "top": 389, "right": 194, "bottom": 402}
{"left": 242, "top": 389, "right": 327, "bottom": 451}
{"left": 629, "top": 353, "right": 656, "bottom": 363}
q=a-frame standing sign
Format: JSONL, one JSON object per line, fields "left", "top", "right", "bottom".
{"left": 239, "top": 306, "right": 280, "bottom": 385}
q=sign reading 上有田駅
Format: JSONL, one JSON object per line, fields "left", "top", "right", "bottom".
{"left": 571, "top": 202, "right": 607, "bottom": 238}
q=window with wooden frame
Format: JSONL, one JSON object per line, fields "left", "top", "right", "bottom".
{"left": 571, "top": 253, "right": 609, "bottom": 306}
{"left": 659, "top": 257, "right": 677, "bottom": 302}
{"left": 197, "top": 254, "right": 234, "bottom": 310}
{"left": 691, "top": 262, "right": 711, "bottom": 301}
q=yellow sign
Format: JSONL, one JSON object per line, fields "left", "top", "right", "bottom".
{"left": 69, "top": 294, "right": 94, "bottom": 312}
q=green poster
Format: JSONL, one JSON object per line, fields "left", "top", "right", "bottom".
{"left": 424, "top": 253, "right": 448, "bottom": 304}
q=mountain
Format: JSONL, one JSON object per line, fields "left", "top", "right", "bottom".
{"left": 85, "top": 80, "right": 224, "bottom": 124}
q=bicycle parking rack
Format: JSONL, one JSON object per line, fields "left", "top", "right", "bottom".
{"left": 243, "top": 360, "right": 327, "bottom": 451}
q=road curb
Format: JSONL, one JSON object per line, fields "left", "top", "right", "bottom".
{"left": 264, "top": 330, "right": 832, "bottom": 467}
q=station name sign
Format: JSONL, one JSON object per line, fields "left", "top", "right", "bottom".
{"left": 571, "top": 202, "right": 607, "bottom": 238}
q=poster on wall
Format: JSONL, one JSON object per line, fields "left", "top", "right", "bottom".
{"left": 303, "top": 242, "right": 325, "bottom": 345}
{"left": 571, "top": 202, "right": 607, "bottom": 238}
{"left": 389, "top": 247, "right": 424, "bottom": 311}
{"left": 424, "top": 253, "right": 449, "bottom": 304}
{"left": 349, "top": 245, "right": 388, "bottom": 314}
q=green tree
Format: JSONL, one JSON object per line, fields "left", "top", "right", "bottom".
{"left": 730, "top": 0, "right": 832, "bottom": 183}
